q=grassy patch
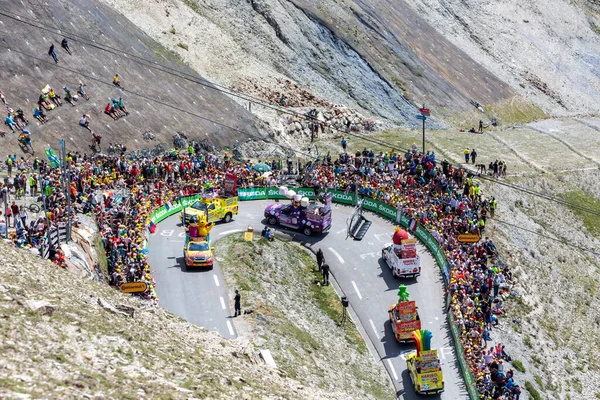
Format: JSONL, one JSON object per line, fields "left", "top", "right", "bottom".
{"left": 183, "top": 0, "right": 202, "bottom": 14}
{"left": 591, "top": 21, "right": 600, "bottom": 35}
{"left": 215, "top": 234, "right": 388, "bottom": 398}
{"left": 93, "top": 234, "right": 109, "bottom": 281}
{"left": 534, "top": 375, "right": 545, "bottom": 391}
{"left": 523, "top": 335, "right": 532, "bottom": 348}
{"left": 572, "top": 378, "right": 583, "bottom": 394}
{"left": 561, "top": 189, "right": 600, "bottom": 237}
{"left": 525, "top": 381, "right": 542, "bottom": 400}
{"left": 279, "top": 322, "right": 320, "bottom": 352}
{"left": 176, "top": 43, "right": 189, "bottom": 51}
{"left": 298, "top": 250, "right": 367, "bottom": 354}
{"left": 512, "top": 359, "right": 526, "bottom": 373}
{"left": 485, "top": 97, "right": 547, "bottom": 125}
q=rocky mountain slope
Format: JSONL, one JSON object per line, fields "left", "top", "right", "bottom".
{"left": 99, "top": 0, "right": 517, "bottom": 127}
{"left": 0, "top": 0, "right": 262, "bottom": 156}
{"left": 0, "top": 239, "right": 373, "bottom": 399}
{"left": 485, "top": 169, "right": 600, "bottom": 400}
{"left": 403, "top": 0, "right": 600, "bottom": 116}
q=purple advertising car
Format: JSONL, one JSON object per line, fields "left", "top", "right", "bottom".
{"left": 264, "top": 192, "right": 332, "bottom": 236}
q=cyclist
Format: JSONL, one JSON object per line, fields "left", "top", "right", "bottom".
{"left": 19, "top": 131, "right": 34, "bottom": 154}
{"left": 90, "top": 133, "right": 102, "bottom": 153}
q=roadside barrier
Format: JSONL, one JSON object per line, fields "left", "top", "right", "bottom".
{"left": 147, "top": 187, "right": 479, "bottom": 399}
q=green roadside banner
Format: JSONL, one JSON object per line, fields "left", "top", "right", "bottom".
{"left": 150, "top": 195, "right": 203, "bottom": 225}
{"left": 145, "top": 188, "right": 478, "bottom": 399}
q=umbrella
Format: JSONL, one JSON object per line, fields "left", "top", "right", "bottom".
{"left": 252, "top": 163, "right": 271, "bottom": 173}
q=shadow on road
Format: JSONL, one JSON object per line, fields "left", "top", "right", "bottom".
{"left": 259, "top": 219, "right": 331, "bottom": 245}
{"left": 167, "top": 256, "right": 214, "bottom": 273}
{"left": 381, "top": 319, "right": 415, "bottom": 360}
{"left": 377, "top": 257, "right": 419, "bottom": 292}
{"left": 400, "top": 368, "right": 443, "bottom": 400}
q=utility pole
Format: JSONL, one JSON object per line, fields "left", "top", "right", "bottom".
{"left": 2, "top": 190, "right": 7, "bottom": 239}
{"left": 60, "top": 140, "right": 72, "bottom": 243}
{"left": 417, "top": 104, "right": 430, "bottom": 153}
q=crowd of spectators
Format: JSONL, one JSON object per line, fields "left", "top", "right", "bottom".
{"left": 0, "top": 144, "right": 518, "bottom": 398}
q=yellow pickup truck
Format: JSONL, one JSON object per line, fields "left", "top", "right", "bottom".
{"left": 181, "top": 196, "right": 238, "bottom": 224}
{"left": 406, "top": 330, "right": 444, "bottom": 395}
{"left": 184, "top": 239, "right": 215, "bottom": 269}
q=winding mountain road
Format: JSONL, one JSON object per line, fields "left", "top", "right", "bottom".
{"left": 148, "top": 200, "right": 467, "bottom": 399}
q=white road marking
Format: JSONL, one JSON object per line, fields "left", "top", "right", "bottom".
{"left": 226, "top": 320, "right": 234, "bottom": 336}
{"left": 351, "top": 280, "right": 363, "bottom": 300}
{"left": 439, "top": 346, "right": 454, "bottom": 360}
{"left": 369, "top": 319, "right": 380, "bottom": 340}
{"left": 169, "top": 240, "right": 184, "bottom": 243}
{"left": 328, "top": 247, "right": 345, "bottom": 264}
{"left": 387, "top": 359, "right": 398, "bottom": 380}
{"left": 213, "top": 275, "right": 220, "bottom": 287}
{"left": 220, "top": 296, "right": 226, "bottom": 310}
{"left": 374, "top": 233, "right": 388, "bottom": 242}
{"left": 359, "top": 251, "right": 379, "bottom": 260}
{"left": 247, "top": 213, "right": 255, "bottom": 219}
{"left": 219, "top": 229, "right": 242, "bottom": 236}
{"left": 335, "top": 228, "right": 346, "bottom": 234}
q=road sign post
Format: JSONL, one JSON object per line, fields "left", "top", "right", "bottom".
{"left": 417, "top": 105, "right": 430, "bottom": 153}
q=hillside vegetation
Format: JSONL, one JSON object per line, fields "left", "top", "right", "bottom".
{"left": 215, "top": 234, "right": 393, "bottom": 399}
{"left": 0, "top": 239, "right": 373, "bottom": 399}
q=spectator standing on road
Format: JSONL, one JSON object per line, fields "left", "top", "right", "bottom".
{"left": 341, "top": 137, "right": 347, "bottom": 152}
{"left": 233, "top": 289, "right": 241, "bottom": 317}
{"left": 464, "top": 148, "right": 471, "bottom": 163}
{"left": 61, "top": 38, "right": 72, "bottom": 55}
{"left": 321, "top": 263, "right": 330, "bottom": 285}
{"left": 471, "top": 148, "right": 477, "bottom": 165}
{"left": 48, "top": 44, "right": 58, "bottom": 64}
{"left": 479, "top": 119, "right": 483, "bottom": 133}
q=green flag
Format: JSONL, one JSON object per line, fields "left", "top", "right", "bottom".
{"left": 45, "top": 148, "right": 61, "bottom": 168}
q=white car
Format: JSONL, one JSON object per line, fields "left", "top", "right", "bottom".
{"left": 381, "top": 243, "right": 421, "bottom": 278}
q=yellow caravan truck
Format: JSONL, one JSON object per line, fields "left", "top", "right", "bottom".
{"left": 181, "top": 196, "right": 238, "bottom": 224}
{"left": 406, "top": 330, "right": 444, "bottom": 395}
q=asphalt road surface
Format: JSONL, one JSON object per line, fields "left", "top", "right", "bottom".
{"left": 149, "top": 200, "right": 467, "bottom": 399}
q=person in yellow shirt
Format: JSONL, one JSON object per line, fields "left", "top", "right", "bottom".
{"left": 464, "top": 148, "right": 471, "bottom": 163}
